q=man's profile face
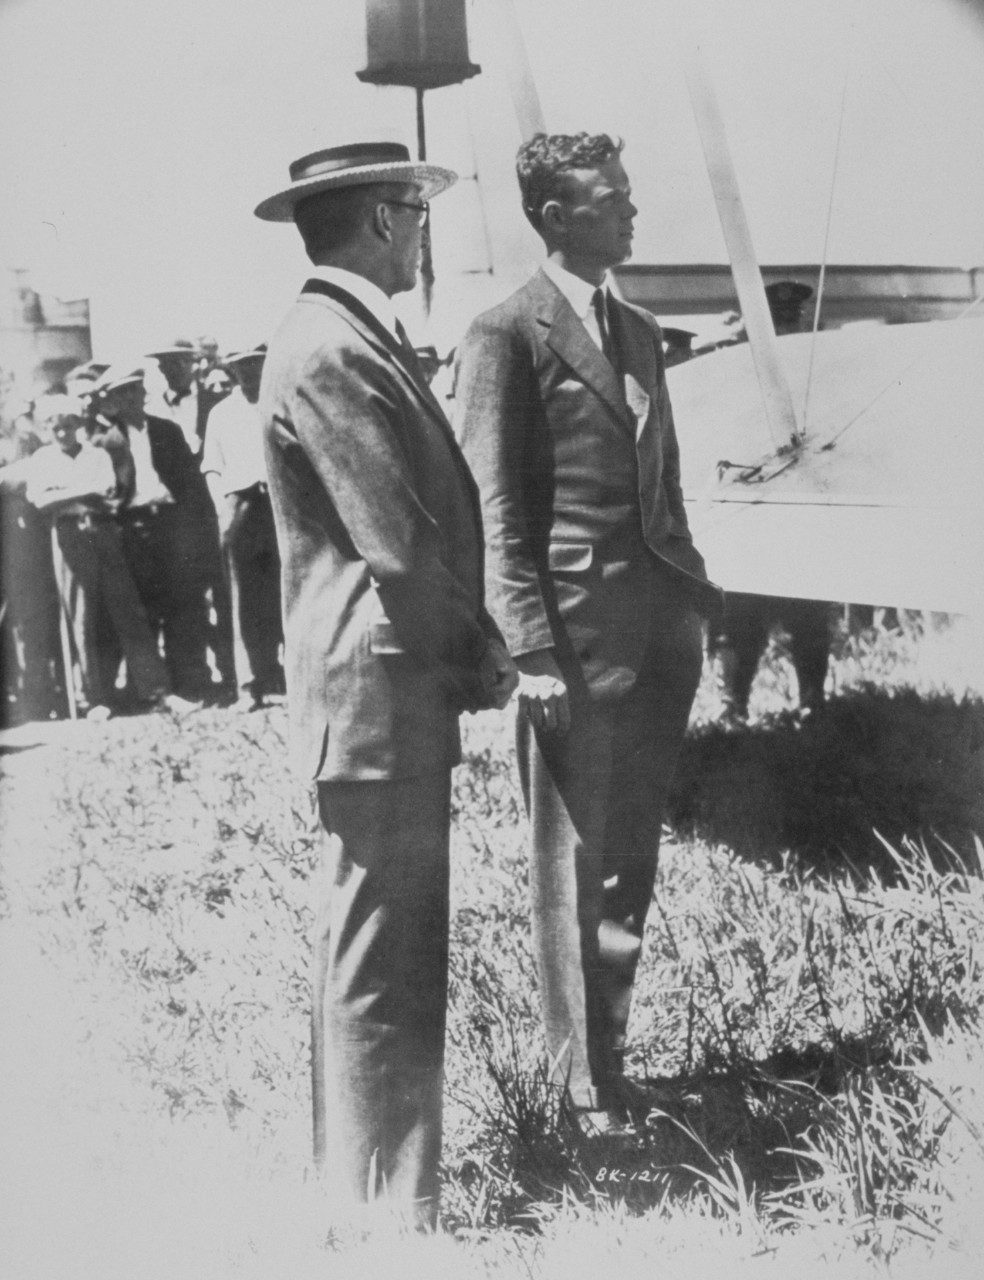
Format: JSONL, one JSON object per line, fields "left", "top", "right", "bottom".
{"left": 387, "top": 185, "right": 426, "bottom": 296}
{"left": 555, "top": 155, "right": 637, "bottom": 274}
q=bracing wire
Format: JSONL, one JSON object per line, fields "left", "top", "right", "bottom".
{"left": 823, "top": 291, "right": 984, "bottom": 449}
{"left": 802, "top": 59, "right": 852, "bottom": 436}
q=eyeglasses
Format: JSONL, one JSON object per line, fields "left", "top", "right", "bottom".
{"left": 386, "top": 199, "right": 430, "bottom": 226}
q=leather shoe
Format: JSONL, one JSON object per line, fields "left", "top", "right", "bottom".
{"left": 614, "top": 1076, "right": 670, "bottom": 1122}
{"left": 574, "top": 1106, "right": 637, "bottom": 1139}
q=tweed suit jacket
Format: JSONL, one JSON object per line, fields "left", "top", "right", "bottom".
{"left": 262, "top": 281, "right": 502, "bottom": 782}
{"left": 456, "top": 268, "right": 719, "bottom": 701}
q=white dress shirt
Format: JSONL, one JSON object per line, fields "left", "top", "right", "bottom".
{"left": 201, "top": 388, "right": 267, "bottom": 496}
{"left": 306, "top": 264, "right": 401, "bottom": 339}
{"left": 541, "top": 258, "right": 612, "bottom": 353}
{"left": 127, "top": 421, "right": 173, "bottom": 508}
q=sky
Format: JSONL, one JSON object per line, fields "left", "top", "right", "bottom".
{"left": 2, "top": 0, "right": 983, "bottom": 356}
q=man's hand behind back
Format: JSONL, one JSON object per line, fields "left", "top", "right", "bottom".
{"left": 477, "top": 637, "right": 520, "bottom": 711}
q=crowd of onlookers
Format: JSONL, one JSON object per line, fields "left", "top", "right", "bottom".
{"left": 0, "top": 280, "right": 877, "bottom": 731}
{"left": 0, "top": 337, "right": 284, "bottom": 726}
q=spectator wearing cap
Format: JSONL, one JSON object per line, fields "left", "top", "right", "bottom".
{"left": 63, "top": 360, "right": 110, "bottom": 400}
{"left": 661, "top": 326, "right": 697, "bottom": 368}
{"left": 764, "top": 279, "right": 814, "bottom": 335}
{"left": 145, "top": 339, "right": 204, "bottom": 455}
{"left": 195, "top": 335, "right": 233, "bottom": 405}
{"left": 201, "top": 344, "right": 284, "bottom": 708}
{"left": 90, "top": 366, "right": 214, "bottom": 704}
{"left": 20, "top": 395, "right": 172, "bottom": 718}
{"left": 143, "top": 342, "right": 239, "bottom": 703}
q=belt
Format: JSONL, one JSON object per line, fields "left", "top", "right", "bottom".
{"left": 119, "top": 501, "right": 174, "bottom": 522}
{"left": 56, "top": 510, "right": 113, "bottom": 530}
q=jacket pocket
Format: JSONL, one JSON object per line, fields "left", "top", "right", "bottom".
{"left": 368, "top": 618, "right": 407, "bottom": 655}
{"left": 547, "top": 542, "right": 593, "bottom": 573}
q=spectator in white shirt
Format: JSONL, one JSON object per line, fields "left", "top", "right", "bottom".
{"left": 201, "top": 345, "right": 284, "bottom": 707}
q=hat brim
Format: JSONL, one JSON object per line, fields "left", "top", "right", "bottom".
{"left": 146, "top": 347, "right": 198, "bottom": 360}
{"left": 254, "top": 161, "right": 457, "bottom": 222}
{"left": 224, "top": 351, "right": 267, "bottom": 367}
{"left": 91, "top": 369, "right": 145, "bottom": 397}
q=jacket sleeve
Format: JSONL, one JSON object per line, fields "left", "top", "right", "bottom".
{"left": 648, "top": 316, "right": 694, "bottom": 544}
{"left": 290, "top": 341, "right": 492, "bottom": 692}
{"left": 454, "top": 313, "right": 554, "bottom": 657}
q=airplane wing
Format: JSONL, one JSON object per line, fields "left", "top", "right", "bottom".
{"left": 669, "top": 315, "right": 984, "bottom": 613}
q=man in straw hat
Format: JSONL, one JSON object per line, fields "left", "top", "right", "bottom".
{"left": 255, "top": 140, "right": 517, "bottom": 1225}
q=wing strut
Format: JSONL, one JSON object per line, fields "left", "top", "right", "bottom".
{"left": 685, "top": 50, "right": 802, "bottom": 454}
{"left": 489, "top": 0, "right": 546, "bottom": 139}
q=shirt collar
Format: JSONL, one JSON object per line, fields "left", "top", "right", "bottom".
{"left": 307, "top": 264, "right": 400, "bottom": 338}
{"left": 541, "top": 258, "right": 610, "bottom": 320}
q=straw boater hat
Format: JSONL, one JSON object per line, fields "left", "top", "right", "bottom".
{"left": 223, "top": 343, "right": 267, "bottom": 369}
{"left": 145, "top": 338, "right": 198, "bottom": 361}
{"left": 254, "top": 141, "right": 457, "bottom": 222}
{"left": 89, "top": 365, "right": 146, "bottom": 398}
{"left": 66, "top": 359, "right": 110, "bottom": 385}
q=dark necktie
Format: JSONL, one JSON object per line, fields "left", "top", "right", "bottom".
{"left": 394, "top": 320, "right": 449, "bottom": 420}
{"left": 394, "top": 319, "right": 418, "bottom": 361}
{"left": 592, "top": 287, "right": 617, "bottom": 370}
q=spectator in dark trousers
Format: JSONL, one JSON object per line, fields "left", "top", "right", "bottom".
{"left": 201, "top": 344, "right": 284, "bottom": 708}
{"left": 22, "top": 395, "right": 172, "bottom": 717}
{"left": 0, "top": 411, "right": 66, "bottom": 722}
{"left": 89, "top": 367, "right": 213, "bottom": 705}
{"left": 145, "top": 340, "right": 238, "bottom": 702}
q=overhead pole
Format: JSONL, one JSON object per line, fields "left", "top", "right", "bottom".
{"left": 685, "top": 50, "right": 802, "bottom": 452}
{"left": 357, "top": 0, "right": 481, "bottom": 318}
{"left": 414, "top": 86, "right": 433, "bottom": 312}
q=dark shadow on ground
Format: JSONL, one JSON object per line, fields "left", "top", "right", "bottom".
{"left": 669, "top": 688, "right": 984, "bottom": 876}
{"left": 454, "top": 1036, "right": 903, "bottom": 1227}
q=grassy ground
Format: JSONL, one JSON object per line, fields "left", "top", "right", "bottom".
{"left": 1, "top": 613, "right": 982, "bottom": 1277}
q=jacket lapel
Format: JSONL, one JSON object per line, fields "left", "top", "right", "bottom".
{"left": 300, "top": 279, "right": 452, "bottom": 435}
{"left": 298, "top": 278, "right": 485, "bottom": 531}
{"left": 531, "top": 271, "right": 634, "bottom": 431}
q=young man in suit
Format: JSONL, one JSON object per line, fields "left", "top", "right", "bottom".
{"left": 455, "top": 133, "right": 721, "bottom": 1135}
{"left": 255, "top": 141, "right": 517, "bottom": 1226}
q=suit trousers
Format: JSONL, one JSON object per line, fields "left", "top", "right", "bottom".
{"left": 516, "top": 571, "right": 704, "bottom": 1109}
{"left": 312, "top": 771, "right": 452, "bottom": 1227}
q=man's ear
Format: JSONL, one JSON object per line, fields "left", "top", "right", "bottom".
{"left": 540, "top": 199, "right": 568, "bottom": 241}
{"left": 371, "top": 200, "right": 395, "bottom": 243}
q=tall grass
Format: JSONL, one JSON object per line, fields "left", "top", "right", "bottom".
{"left": 0, "top": 612, "right": 982, "bottom": 1276}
